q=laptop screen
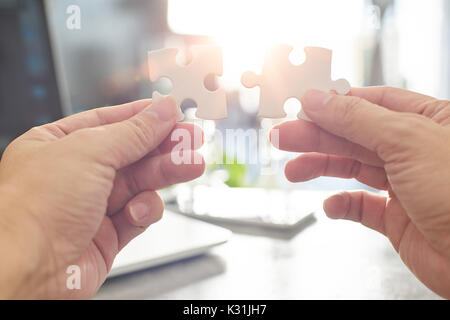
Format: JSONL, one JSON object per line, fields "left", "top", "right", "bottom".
{"left": 0, "top": 0, "right": 63, "bottom": 153}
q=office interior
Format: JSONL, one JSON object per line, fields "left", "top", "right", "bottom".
{"left": 1, "top": 0, "right": 449, "bottom": 299}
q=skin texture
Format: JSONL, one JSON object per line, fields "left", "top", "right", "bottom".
{"left": 1, "top": 86, "right": 449, "bottom": 299}
{"left": 270, "top": 87, "right": 450, "bottom": 299}
{"left": 0, "top": 97, "right": 205, "bottom": 299}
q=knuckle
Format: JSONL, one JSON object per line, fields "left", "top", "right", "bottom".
{"left": 72, "top": 127, "right": 95, "bottom": 139}
{"left": 336, "top": 96, "right": 364, "bottom": 128}
{"left": 347, "top": 142, "right": 364, "bottom": 161}
{"left": 375, "top": 113, "right": 431, "bottom": 158}
{"left": 27, "top": 126, "right": 44, "bottom": 136}
{"left": 382, "top": 113, "right": 424, "bottom": 139}
{"left": 433, "top": 99, "right": 450, "bottom": 110}
{"left": 348, "top": 160, "right": 362, "bottom": 178}
{"left": 426, "top": 99, "right": 450, "bottom": 121}
{"left": 332, "top": 96, "right": 366, "bottom": 139}
{"left": 124, "top": 170, "right": 141, "bottom": 196}
{"left": 127, "top": 116, "right": 157, "bottom": 150}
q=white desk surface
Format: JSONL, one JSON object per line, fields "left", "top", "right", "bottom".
{"left": 95, "top": 207, "right": 441, "bottom": 300}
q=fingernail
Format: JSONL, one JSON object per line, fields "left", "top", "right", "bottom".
{"left": 302, "top": 90, "right": 332, "bottom": 110}
{"left": 146, "top": 97, "right": 177, "bottom": 121}
{"left": 323, "top": 192, "right": 348, "bottom": 219}
{"left": 129, "top": 202, "right": 150, "bottom": 223}
{"left": 269, "top": 127, "right": 280, "bottom": 148}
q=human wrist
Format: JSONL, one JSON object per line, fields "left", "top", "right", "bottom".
{"left": 0, "top": 183, "right": 48, "bottom": 298}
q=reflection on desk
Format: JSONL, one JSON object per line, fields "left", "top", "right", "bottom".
{"left": 96, "top": 207, "right": 441, "bottom": 299}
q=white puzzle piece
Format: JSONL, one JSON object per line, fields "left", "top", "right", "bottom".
{"left": 241, "top": 45, "right": 350, "bottom": 121}
{"left": 148, "top": 45, "right": 227, "bottom": 121}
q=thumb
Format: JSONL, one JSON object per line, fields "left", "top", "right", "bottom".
{"left": 71, "top": 97, "right": 179, "bottom": 169}
{"left": 301, "top": 90, "right": 425, "bottom": 156}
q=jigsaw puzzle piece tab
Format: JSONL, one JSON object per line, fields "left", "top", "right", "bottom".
{"left": 148, "top": 48, "right": 179, "bottom": 82}
{"left": 241, "top": 71, "right": 260, "bottom": 89}
{"left": 241, "top": 70, "right": 287, "bottom": 118}
{"left": 241, "top": 44, "right": 296, "bottom": 118}
{"left": 331, "top": 78, "right": 351, "bottom": 95}
{"left": 240, "top": 46, "right": 293, "bottom": 118}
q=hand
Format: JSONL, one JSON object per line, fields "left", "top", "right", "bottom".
{"left": 0, "top": 97, "right": 205, "bottom": 299}
{"left": 270, "top": 87, "right": 450, "bottom": 298}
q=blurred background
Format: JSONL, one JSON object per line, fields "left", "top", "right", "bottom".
{"left": 1, "top": 0, "right": 449, "bottom": 193}
{"left": 1, "top": 0, "right": 450, "bottom": 299}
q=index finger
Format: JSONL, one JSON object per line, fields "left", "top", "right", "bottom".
{"left": 49, "top": 99, "right": 153, "bottom": 136}
{"left": 349, "top": 86, "right": 435, "bottom": 113}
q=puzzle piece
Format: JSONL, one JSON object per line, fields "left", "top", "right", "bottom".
{"left": 241, "top": 45, "right": 350, "bottom": 121}
{"left": 148, "top": 45, "right": 227, "bottom": 121}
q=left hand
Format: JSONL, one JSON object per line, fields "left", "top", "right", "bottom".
{"left": 0, "top": 97, "right": 204, "bottom": 299}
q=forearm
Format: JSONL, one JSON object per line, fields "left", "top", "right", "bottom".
{"left": 0, "top": 184, "right": 46, "bottom": 299}
{"left": 0, "top": 201, "right": 28, "bottom": 298}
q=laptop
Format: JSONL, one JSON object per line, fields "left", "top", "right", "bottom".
{"left": 0, "top": 0, "right": 64, "bottom": 152}
{"left": 0, "top": 0, "right": 231, "bottom": 275}
{"left": 109, "top": 210, "right": 231, "bottom": 277}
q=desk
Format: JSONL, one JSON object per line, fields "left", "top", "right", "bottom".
{"left": 95, "top": 209, "right": 441, "bottom": 299}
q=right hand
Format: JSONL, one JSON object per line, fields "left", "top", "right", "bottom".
{"left": 271, "top": 87, "right": 450, "bottom": 298}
